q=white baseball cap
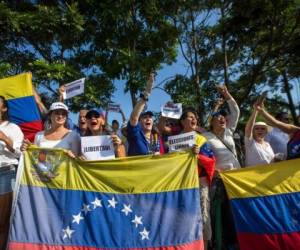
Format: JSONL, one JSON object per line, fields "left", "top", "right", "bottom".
{"left": 49, "top": 102, "right": 69, "bottom": 112}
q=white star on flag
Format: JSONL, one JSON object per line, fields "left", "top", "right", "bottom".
{"left": 132, "top": 215, "right": 143, "bottom": 228}
{"left": 91, "top": 198, "right": 102, "bottom": 209}
{"left": 62, "top": 226, "right": 74, "bottom": 239}
{"left": 82, "top": 204, "right": 92, "bottom": 215}
{"left": 108, "top": 197, "right": 118, "bottom": 208}
{"left": 121, "top": 204, "right": 133, "bottom": 216}
{"left": 139, "top": 227, "right": 150, "bottom": 240}
{"left": 72, "top": 212, "right": 84, "bottom": 224}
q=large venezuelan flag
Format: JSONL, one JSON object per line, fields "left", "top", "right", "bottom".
{"left": 8, "top": 148, "right": 203, "bottom": 250}
{"left": 221, "top": 159, "right": 300, "bottom": 250}
{"left": 0, "top": 73, "right": 43, "bottom": 141}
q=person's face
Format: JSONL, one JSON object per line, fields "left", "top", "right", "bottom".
{"left": 87, "top": 113, "right": 104, "bottom": 134}
{"left": 253, "top": 126, "right": 267, "bottom": 140}
{"left": 211, "top": 114, "right": 226, "bottom": 130}
{"left": 181, "top": 112, "right": 198, "bottom": 132}
{"left": 112, "top": 121, "right": 119, "bottom": 131}
{"left": 140, "top": 115, "right": 153, "bottom": 132}
{"left": 50, "top": 109, "right": 68, "bottom": 126}
{"left": 78, "top": 110, "right": 88, "bottom": 130}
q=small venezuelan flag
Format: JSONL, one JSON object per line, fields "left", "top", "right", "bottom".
{"left": 8, "top": 148, "right": 203, "bottom": 250}
{"left": 0, "top": 73, "right": 43, "bottom": 141}
{"left": 221, "top": 159, "right": 300, "bottom": 250}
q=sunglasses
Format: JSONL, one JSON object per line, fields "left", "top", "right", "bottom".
{"left": 254, "top": 127, "right": 267, "bottom": 131}
{"left": 53, "top": 110, "right": 67, "bottom": 116}
{"left": 86, "top": 113, "right": 100, "bottom": 119}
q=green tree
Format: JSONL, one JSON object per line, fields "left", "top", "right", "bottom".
{"left": 164, "top": 0, "right": 300, "bottom": 126}
{"left": 0, "top": 0, "right": 187, "bottom": 111}
{"left": 224, "top": 0, "right": 300, "bottom": 123}
{"left": 0, "top": 1, "right": 115, "bottom": 110}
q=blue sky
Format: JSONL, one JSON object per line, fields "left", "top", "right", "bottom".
{"left": 70, "top": 52, "right": 189, "bottom": 124}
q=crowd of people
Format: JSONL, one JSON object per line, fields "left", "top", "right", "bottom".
{"left": 0, "top": 73, "right": 300, "bottom": 249}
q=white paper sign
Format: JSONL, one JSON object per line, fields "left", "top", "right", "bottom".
{"left": 63, "top": 78, "right": 85, "bottom": 99}
{"left": 161, "top": 103, "right": 182, "bottom": 119}
{"left": 108, "top": 103, "right": 120, "bottom": 112}
{"left": 168, "top": 131, "right": 196, "bottom": 152}
{"left": 81, "top": 135, "right": 115, "bottom": 160}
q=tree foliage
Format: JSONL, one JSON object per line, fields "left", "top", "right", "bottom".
{"left": 0, "top": 0, "right": 299, "bottom": 123}
{"left": 0, "top": 0, "right": 183, "bottom": 110}
{"left": 164, "top": 0, "right": 300, "bottom": 126}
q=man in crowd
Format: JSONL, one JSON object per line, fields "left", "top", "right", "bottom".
{"left": 265, "top": 112, "right": 290, "bottom": 159}
{"left": 76, "top": 109, "right": 89, "bottom": 136}
{"left": 127, "top": 73, "right": 164, "bottom": 156}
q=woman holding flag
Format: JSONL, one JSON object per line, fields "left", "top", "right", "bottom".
{"left": 179, "top": 108, "right": 215, "bottom": 250}
{"left": 0, "top": 96, "right": 24, "bottom": 249}
{"left": 21, "top": 102, "right": 80, "bottom": 157}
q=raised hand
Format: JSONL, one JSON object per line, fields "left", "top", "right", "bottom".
{"left": 145, "top": 72, "right": 155, "bottom": 94}
{"left": 58, "top": 84, "right": 66, "bottom": 102}
{"left": 253, "top": 99, "right": 265, "bottom": 112}
{"left": 216, "top": 85, "right": 230, "bottom": 99}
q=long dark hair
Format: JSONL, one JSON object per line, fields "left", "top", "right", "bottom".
{"left": 179, "top": 107, "right": 199, "bottom": 129}
{"left": 0, "top": 95, "right": 9, "bottom": 121}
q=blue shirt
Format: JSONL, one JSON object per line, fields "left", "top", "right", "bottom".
{"left": 287, "top": 129, "right": 300, "bottom": 160}
{"left": 127, "top": 122, "right": 162, "bottom": 156}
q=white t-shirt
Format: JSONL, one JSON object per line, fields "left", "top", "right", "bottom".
{"left": 0, "top": 121, "right": 24, "bottom": 167}
{"left": 34, "top": 130, "right": 81, "bottom": 156}
{"left": 245, "top": 137, "right": 274, "bottom": 167}
{"left": 204, "top": 130, "right": 240, "bottom": 171}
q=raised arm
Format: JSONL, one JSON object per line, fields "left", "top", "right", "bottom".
{"left": 129, "top": 73, "right": 154, "bottom": 127}
{"left": 256, "top": 102, "right": 299, "bottom": 135}
{"left": 58, "top": 85, "right": 65, "bottom": 102}
{"left": 245, "top": 107, "right": 258, "bottom": 139}
{"left": 33, "top": 86, "right": 48, "bottom": 116}
{"left": 217, "top": 85, "right": 240, "bottom": 131}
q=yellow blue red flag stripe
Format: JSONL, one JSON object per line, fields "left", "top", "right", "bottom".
{"left": 221, "top": 159, "right": 300, "bottom": 250}
{"left": 8, "top": 148, "right": 204, "bottom": 250}
{"left": 0, "top": 73, "right": 42, "bottom": 141}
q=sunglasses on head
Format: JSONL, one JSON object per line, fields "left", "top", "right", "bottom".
{"left": 86, "top": 113, "right": 100, "bottom": 119}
